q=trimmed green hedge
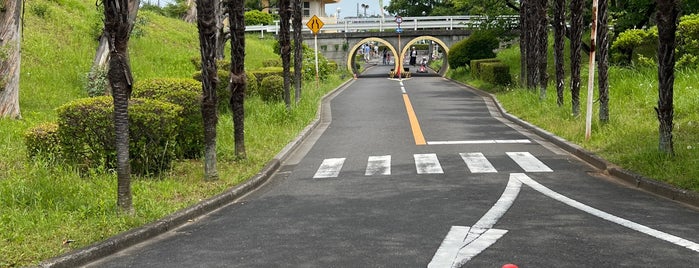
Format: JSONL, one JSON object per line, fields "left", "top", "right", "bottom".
{"left": 480, "top": 62, "right": 511, "bottom": 86}
{"left": 56, "top": 96, "right": 182, "bottom": 175}
{"left": 470, "top": 58, "right": 501, "bottom": 79}
{"left": 24, "top": 122, "right": 61, "bottom": 161}
{"left": 259, "top": 75, "right": 284, "bottom": 102}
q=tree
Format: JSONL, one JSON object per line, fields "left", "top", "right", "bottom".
{"left": 553, "top": 0, "right": 566, "bottom": 106}
{"left": 196, "top": 0, "right": 219, "bottom": 180}
{"left": 0, "top": 0, "right": 22, "bottom": 119}
{"left": 92, "top": 0, "right": 139, "bottom": 93}
{"left": 183, "top": 0, "right": 197, "bottom": 23}
{"left": 570, "top": 0, "right": 583, "bottom": 117}
{"left": 598, "top": 0, "right": 610, "bottom": 122}
{"left": 292, "top": 0, "right": 302, "bottom": 103}
{"left": 278, "top": 0, "right": 291, "bottom": 110}
{"left": 656, "top": 0, "right": 679, "bottom": 155}
{"left": 228, "top": 0, "right": 247, "bottom": 158}
{"left": 518, "top": 0, "right": 528, "bottom": 86}
{"left": 103, "top": 0, "right": 140, "bottom": 213}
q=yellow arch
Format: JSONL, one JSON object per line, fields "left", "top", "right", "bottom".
{"left": 347, "top": 37, "right": 400, "bottom": 74}
{"left": 401, "top": 36, "right": 451, "bottom": 76}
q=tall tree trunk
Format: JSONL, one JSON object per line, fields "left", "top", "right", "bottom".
{"left": 518, "top": 0, "right": 527, "bottom": 86}
{"left": 92, "top": 0, "right": 139, "bottom": 94}
{"left": 183, "top": 0, "right": 197, "bottom": 23}
{"left": 656, "top": 0, "right": 679, "bottom": 155}
{"left": 525, "top": 0, "right": 538, "bottom": 89}
{"left": 229, "top": 0, "right": 247, "bottom": 158}
{"left": 197, "top": 0, "right": 219, "bottom": 180}
{"left": 554, "top": 0, "right": 566, "bottom": 107}
{"left": 570, "top": 0, "right": 583, "bottom": 117}
{"left": 292, "top": 0, "right": 302, "bottom": 103}
{"left": 536, "top": 0, "right": 549, "bottom": 99}
{"left": 279, "top": 0, "right": 291, "bottom": 110}
{"left": 0, "top": 0, "right": 22, "bottom": 119}
{"left": 598, "top": 0, "right": 610, "bottom": 122}
{"left": 215, "top": 0, "right": 226, "bottom": 60}
{"left": 104, "top": 0, "right": 139, "bottom": 214}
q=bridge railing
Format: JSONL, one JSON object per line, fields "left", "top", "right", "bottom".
{"left": 245, "top": 15, "right": 518, "bottom": 35}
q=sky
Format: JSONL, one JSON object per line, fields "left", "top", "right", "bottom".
{"left": 325, "top": 0, "right": 391, "bottom": 18}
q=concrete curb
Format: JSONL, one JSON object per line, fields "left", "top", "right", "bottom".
{"left": 449, "top": 79, "right": 699, "bottom": 209}
{"left": 38, "top": 78, "right": 355, "bottom": 268}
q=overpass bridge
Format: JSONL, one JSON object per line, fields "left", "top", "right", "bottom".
{"left": 245, "top": 16, "right": 517, "bottom": 76}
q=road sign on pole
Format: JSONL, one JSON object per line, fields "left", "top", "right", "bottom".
{"left": 306, "top": 15, "right": 324, "bottom": 35}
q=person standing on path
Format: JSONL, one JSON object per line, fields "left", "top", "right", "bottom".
{"left": 409, "top": 46, "right": 417, "bottom": 66}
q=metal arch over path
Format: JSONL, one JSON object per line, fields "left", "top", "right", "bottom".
{"left": 401, "top": 36, "right": 451, "bottom": 76}
{"left": 346, "top": 37, "right": 400, "bottom": 74}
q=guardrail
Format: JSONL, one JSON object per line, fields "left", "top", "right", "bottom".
{"left": 245, "top": 15, "right": 518, "bottom": 36}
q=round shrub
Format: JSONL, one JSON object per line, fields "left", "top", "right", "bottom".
{"left": 134, "top": 78, "right": 205, "bottom": 159}
{"left": 448, "top": 30, "right": 499, "bottom": 68}
{"left": 262, "top": 58, "right": 282, "bottom": 67}
{"left": 259, "top": 75, "right": 284, "bottom": 102}
{"left": 245, "top": 10, "right": 274, "bottom": 26}
{"left": 56, "top": 96, "right": 182, "bottom": 175}
{"left": 247, "top": 72, "right": 259, "bottom": 97}
{"left": 24, "top": 122, "right": 61, "bottom": 161}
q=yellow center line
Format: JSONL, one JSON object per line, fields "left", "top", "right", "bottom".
{"left": 402, "top": 93, "right": 426, "bottom": 145}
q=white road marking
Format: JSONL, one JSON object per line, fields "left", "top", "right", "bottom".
{"left": 414, "top": 153, "right": 444, "bottom": 174}
{"left": 507, "top": 152, "right": 553, "bottom": 172}
{"left": 430, "top": 175, "right": 522, "bottom": 267}
{"left": 401, "top": 86, "right": 406, "bottom": 93}
{"left": 313, "top": 158, "right": 345, "bottom": 178}
{"left": 427, "top": 139, "right": 531, "bottom": 145}
{"left": 365, "top": 155, "right": 391, "bottom": 176}
{"left": 460, "top": 152, "right": 497, "bottom": 173}
{"left": 515, "top": 173, "right": 699, "bottom": 253}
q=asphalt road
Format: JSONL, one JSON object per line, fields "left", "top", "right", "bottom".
{"left": 86, "top": 64, "right": 699, "bottom": 267}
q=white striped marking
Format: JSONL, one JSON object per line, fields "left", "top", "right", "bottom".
{"left": 428, "top": 139, "right": 531, "bottom": 145}
{"left": 401, "top": 86, "right": 406, "bottom": 93}
{"left": 460, "top": 152, "right": 497, "bottom": 173}
{"left": 313, "top": 158, "right": 345, "bottom": 178}
{"left": 414, "top": 154, "right": 444, "bottom": 174}
{"left": 507, "top": 152, "right": 553, "bottom": 172}
{"left": 365, "top": 155, "right": 391, "bottom": 176}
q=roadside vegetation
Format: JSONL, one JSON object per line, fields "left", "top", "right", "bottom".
{"left": 447, "top": 34, "right": 699, "bottom": 193}
{"left": 0, "top": 1, "right": 347, "bottom": 266}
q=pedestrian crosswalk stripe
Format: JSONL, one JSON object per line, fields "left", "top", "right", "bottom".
{"left": 414, "top": 153, "right": 444, "bottom": 174}
{"left": 366, "top": 155, "right": 391, "bottom": 176}
{"left": 506, "top": 152, "right": 553, "bottom": 172}
{"left": 313, "top": 158, "right": 346, "bottom": 178}
{"left": 460, "top": 152, "right": 497, "bottom": 173}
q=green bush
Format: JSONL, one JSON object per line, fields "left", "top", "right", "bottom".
{"left": 249, "top": 67, "right": 285, "bottom": 85}
{"left": 259, "top": 75, "right": 284, "bottom": 102}
{"left": 84, "top": 65, "right": 109, "bottom": 97}
{"left": 448, "top": 30, "right": 499, "bottom": 68}
{"left": 262, "top": 58, "right": 282, "bottom": 67}
{"left": 133, "top": 78, "right": 204, "bottom": 159}
{"left": 190, "top": 57, "right": 231, "bottom": 71}
{"left": 611, "top": 28, "right": 658, "bottom": 65}
{"left": 470, "top": 58, "right": 501, "bottom": 79}
{"left": 677, "top": 14, "right": 699, "bottom": 68}
{"left": 56, "top": 96, "right": 182, "bottom": 175}
{"left": 247, "top": 72, "right": 259, "bottom": 97}
{"left": 24, "top": 122, "right": 61, "bottom": 161}
{"left": 480, "top": 62, "right": 511, "bottom": 86}
{"left": 245, "top": 10, "right": 274, "bottom": 26}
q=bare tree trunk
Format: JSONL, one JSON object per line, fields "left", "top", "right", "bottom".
{"left": 183, "top": 0, "right": 197, "bottom": 23}
{"left": 292, "top": 0, "right": 302, "bottom": 103}
{"left": 92, "top": 0, "right": 138, "bottom": 93}
{"left": 525, "top": 0, "right": 538, "bottom": 89}
{"left": 554, "top": 0, "right": 566, "bottom": 107}
{"left": 598, "top": 0, "right": 610, "bottom": 122}
{"left": 215, "top": 0, "right": 226, "bottom": 60}
{"left": 518, "top": 0, "right": 527, "bottom": 86}
{"left": 104, "top": 0, "right": 139, "bottom": 214}
{"left": 229, "top": 0, "right": 247, "bottom": 158}
{"left": 279, "top": 0, "right": 291, "bottom": 110}
{"left": 656, "top": 0, "right": 679, "bottom": 155}
{"left": 0, "top": 0, "right": 22, "bottom": 119}
{"left": 536, "top": 0, "right": 548, "bottom": 100}
{"left": 570, "top": 0, "right": 583, "bottom": 117}
{"left": 197, "top": 0, "right": 219, "bottom": 180}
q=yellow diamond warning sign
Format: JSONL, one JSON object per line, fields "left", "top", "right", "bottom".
{"left": 306, "top": 15, "right": 324, "bottom": 35}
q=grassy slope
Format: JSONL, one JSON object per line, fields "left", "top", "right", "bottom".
{"left": 451, "top": 42, "right": 699, "bottom": 192}
{"left": 1, "top": 1, "right": 346, "bottom": 266}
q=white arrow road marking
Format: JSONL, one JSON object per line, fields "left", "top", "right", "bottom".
{"left": 431, "top": 173, "right": 699, "bottom": 267}
{"left": 514, "top": 173, "right": 699, "bottom": 253}
{"left": 313, "top": 158, "right": 345, "bottom": 178}
{"left": 429, "top": 175, "right": 522, "bottom": 267}
{"left": 507, "top": 152, "right": 553, "bottom": 172}
{"left": 366, "top": 155, "right": 391, "bottom": 176}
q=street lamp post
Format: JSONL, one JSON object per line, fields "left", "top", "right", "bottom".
{"left": 395, "top": 15, "right": 403, "bottom": 79}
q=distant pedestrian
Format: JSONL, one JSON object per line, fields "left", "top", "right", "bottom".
{"left": 382, "top": 48, "right": 387, "bottom": 65}
{"left": 409, "top": 46, "right": 417, "bottom": 66}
